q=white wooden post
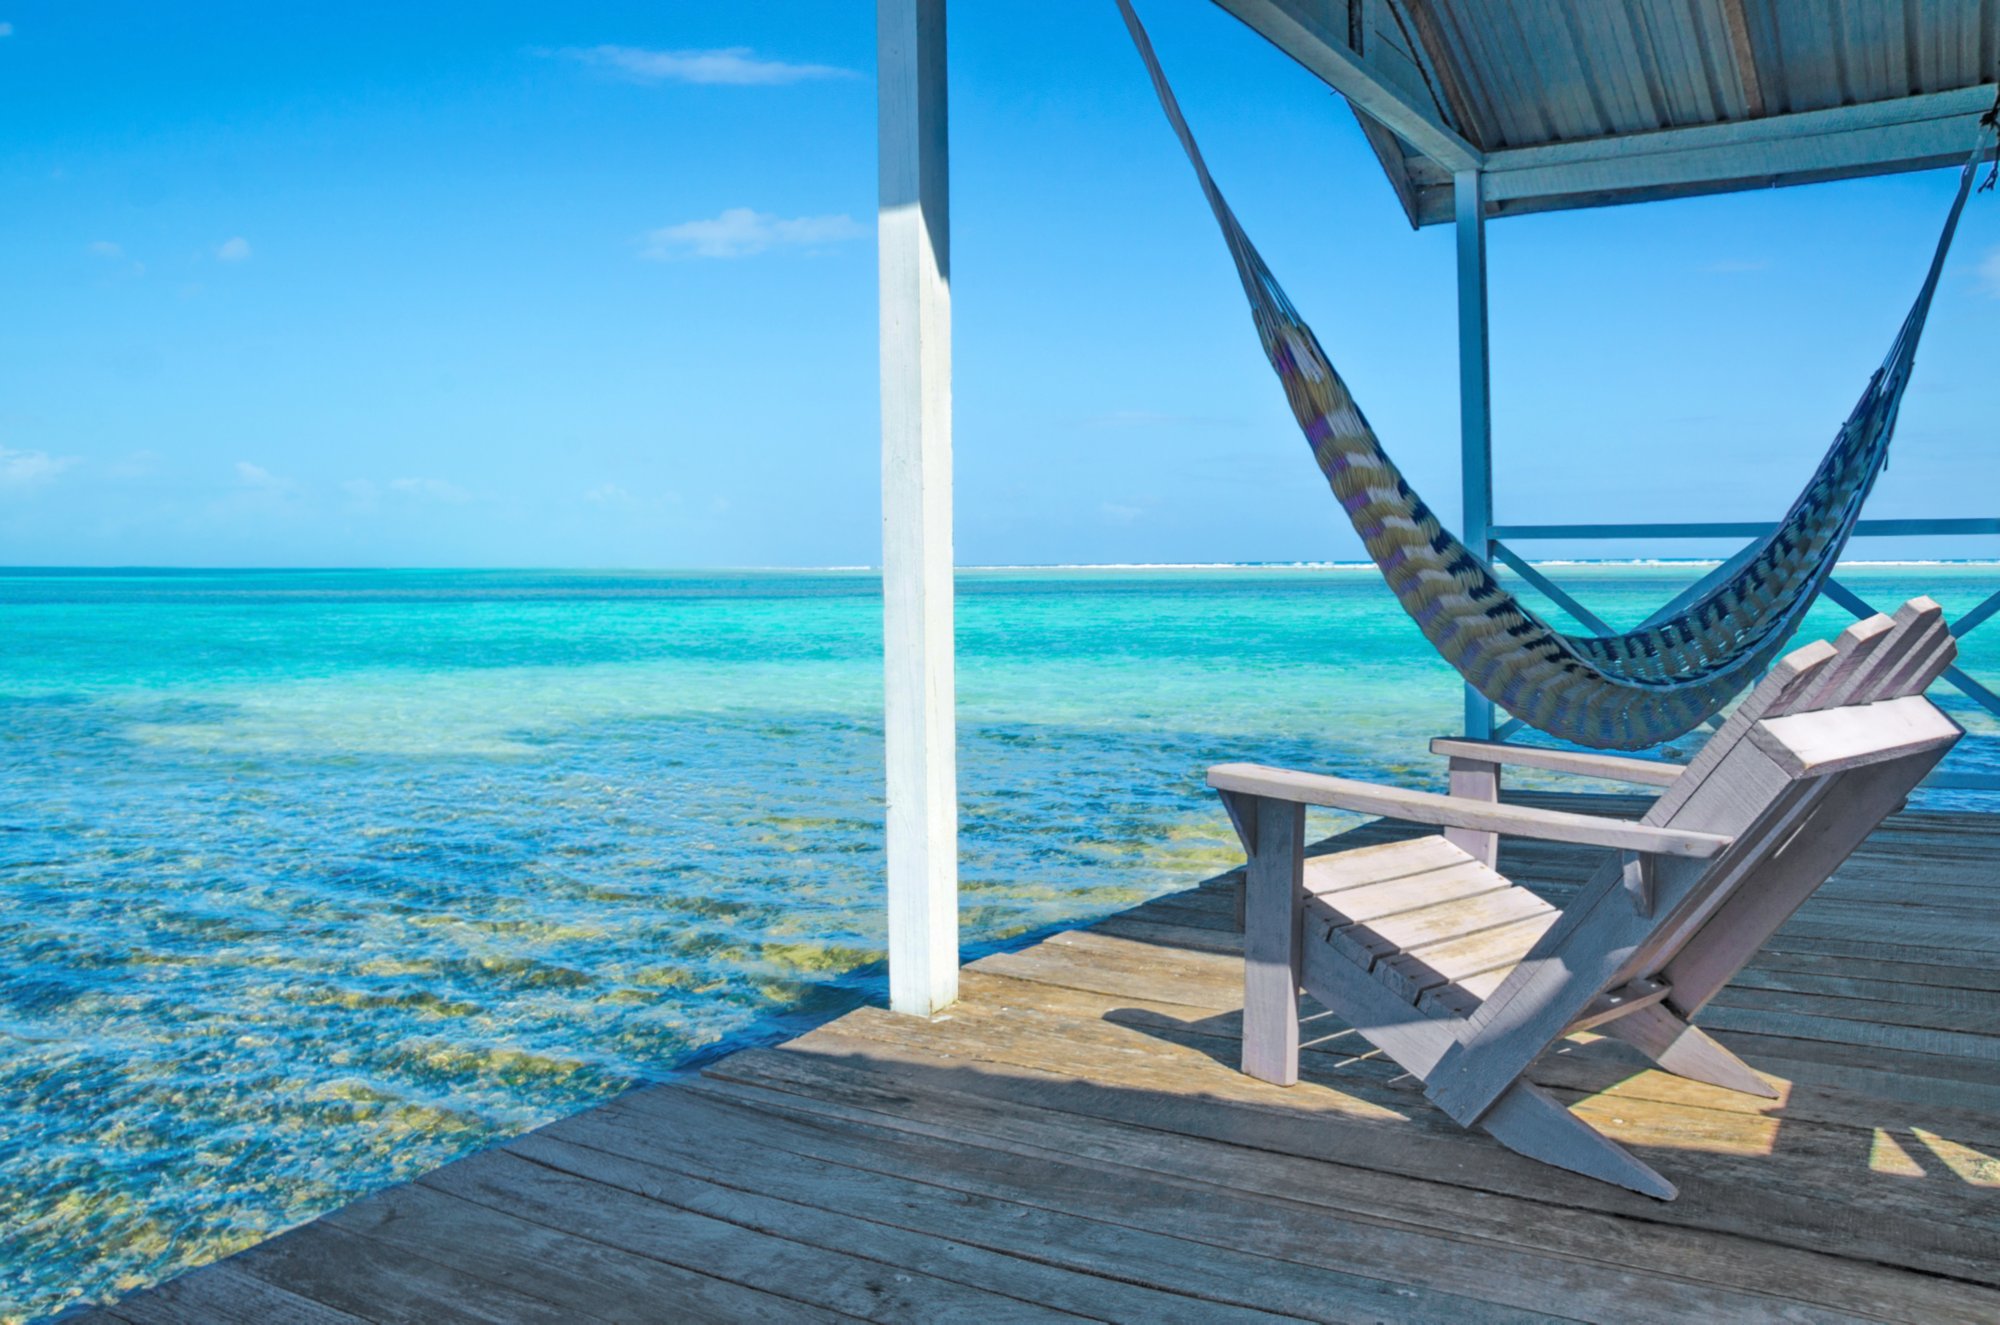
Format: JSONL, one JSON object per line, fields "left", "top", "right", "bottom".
{"left": 878, "top": 0, "right": 958, "bottom": 1017}
{"left": 1454, "top": 169, "right": 1494, "bottom": 740}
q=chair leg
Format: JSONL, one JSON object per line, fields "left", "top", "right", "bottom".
{"left": 1602, "top": 1003, "right": 1779, "bottom": 1099}
{"left": 1236, "top": 794, "right": 1304, "bottom": 1087}
{"left": 1479, "top": 1081, "right": 1678, "bottom": 1200}
{"left": 1443, "top": 756, "right": 1500, "bottom": 868}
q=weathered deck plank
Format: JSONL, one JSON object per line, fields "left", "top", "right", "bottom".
{"left": 89, "top": 798, "right": 2000, "bottom": 1323}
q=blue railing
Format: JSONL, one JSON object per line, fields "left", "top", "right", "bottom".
{"left": 1473, "top": 517, "right": 2000, "bottom": 791}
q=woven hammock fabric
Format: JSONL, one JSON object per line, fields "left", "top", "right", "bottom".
{"left": 1117, "top": 0, "right": 1986, "bottom": 749}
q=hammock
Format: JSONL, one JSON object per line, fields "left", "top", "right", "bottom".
{"left": 1117, "top": 0, "right": 1992, "bottom": 749}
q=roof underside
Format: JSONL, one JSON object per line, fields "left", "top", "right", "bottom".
{"left": 1213, "top": 1, "right": 2000, "bottom": 225}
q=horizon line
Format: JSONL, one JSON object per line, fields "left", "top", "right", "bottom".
{"left": 6, "top": 558, "right": 2000, "bottom": 574}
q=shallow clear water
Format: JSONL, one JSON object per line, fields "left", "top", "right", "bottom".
{"left": 3, "top": 564, "right": 1996, "bottom": 1320}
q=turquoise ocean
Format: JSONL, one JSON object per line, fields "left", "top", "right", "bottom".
{"left": 4, "top": 564, "right": 1997, "bottom": 1320}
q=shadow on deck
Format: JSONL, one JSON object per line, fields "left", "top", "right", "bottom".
{"left": 80, "top": 796, "right": 2000, "bottom": 1323}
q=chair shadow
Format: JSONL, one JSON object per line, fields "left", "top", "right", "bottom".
{"left": 1101, "top": 988, "right": 2000, "bottom": 1207}
{"left": 1102, "top": 999, "right": 1427, "bottom": 1102}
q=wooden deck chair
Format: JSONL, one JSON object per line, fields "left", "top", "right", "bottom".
{"left": 1212, "top": 599, "right": 1961, "bottom": 1199}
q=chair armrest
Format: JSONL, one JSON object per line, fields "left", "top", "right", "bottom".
{"left": 1429, "top": 738, "right": 1683, "bottom": 788}
{"left": 1207, "top": 763, "right": 1731, "bottom": 859}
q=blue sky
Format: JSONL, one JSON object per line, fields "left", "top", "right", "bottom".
{"left": 0, "top": 1, "right": 1995, "bottom": 568}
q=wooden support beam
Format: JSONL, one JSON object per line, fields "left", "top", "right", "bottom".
{"left": 1211, "top": 0, "right": 1481, "bottom": 172}
{"left": 1563, "top": 976, "right": 1672, "bottom": 1035}
{"left": 878, "top": 0, "right": 959, "bottom": 1017}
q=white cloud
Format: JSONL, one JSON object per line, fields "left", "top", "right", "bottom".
{"left": 0, "top": 22, "right": 14, "bottom": 38}
{"left": 105, "top": 450, "right": 159, "bottom": 479}
{"left": 87, "top": 239, "right": 145, "bottom": 278}
{"left": 215, "top": 236, "right": 252, "bottom": 262}
{"left": 555, "top": 44, "right": 854, "bottom": 86}
{"left": 643, "top": 207, "right": 864, "bottom": 260}
{"left": 1979, "top": 247, "right": 2000, "bottom": 299}
{"left": 583, "top": 483, "right": 634, "bottom": 505}
{"left": 0, "top": 445, "right": 76, "bottom": 490}
{"left": 388, "top": 476, "right": 471, "bottom": 503}
{"left": 235, "top": 461, "right": 295, "bottom": 492}
{"left": 1100, "top": 501, "right": 1144, "bottom": 525}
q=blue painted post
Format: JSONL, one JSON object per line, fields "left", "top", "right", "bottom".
{"left": 1455, "top": 169, "right": 1494, "bottom": 739}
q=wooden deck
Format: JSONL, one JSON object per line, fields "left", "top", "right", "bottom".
{"left": 84, "top": 795, "right": 2000, "bottom": 1323}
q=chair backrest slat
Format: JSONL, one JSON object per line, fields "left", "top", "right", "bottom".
{"left": 1839, "top": 597, "right": 1945, "bottom": 705}
{"left": 1878, "top": 600, "right": 1957, "bottom": 699}
{"left": 1781, "top": 614, "right": 1895, "bottom": 713}
{"left": 1648, "top": 596, "right": 1949, "bottom": 827}
{"left": 1642, "top": 640, "right": 1836, "bottom": 825}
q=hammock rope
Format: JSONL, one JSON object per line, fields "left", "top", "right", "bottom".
{"left": 1116, "top": 0, "right": 1993, "bottom": 749}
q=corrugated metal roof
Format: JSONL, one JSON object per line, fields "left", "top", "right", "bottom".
{"left": 1213, "top": 1, "right": 2000, "bottom": 225}
{"left": 1420, "top": 0, "right": 1991, "bottom": 143}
